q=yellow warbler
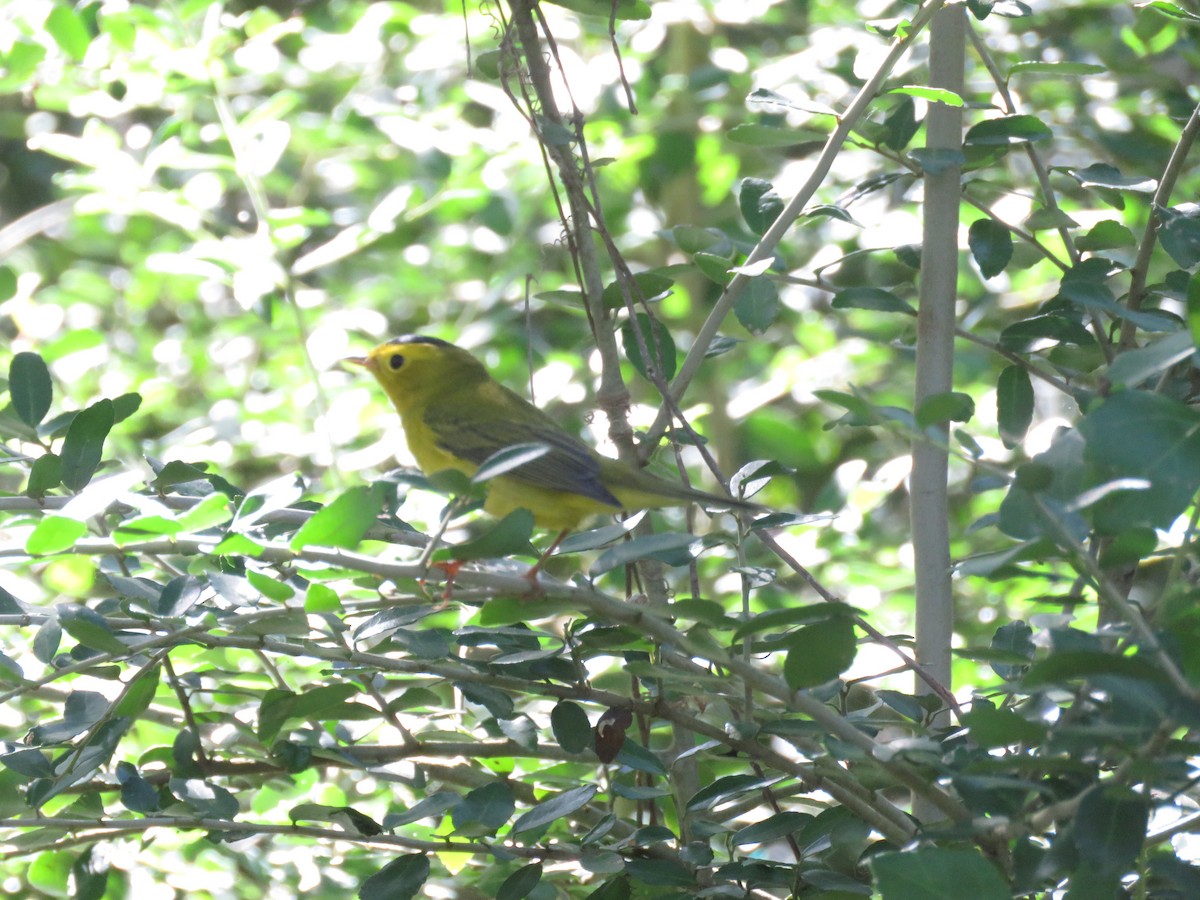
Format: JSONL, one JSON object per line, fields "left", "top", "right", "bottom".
{"left": 347, "top": 335, "right": 761, "bottom": 534}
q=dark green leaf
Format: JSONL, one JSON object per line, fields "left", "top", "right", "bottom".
{"left": 871, "top": 848, "right": 1009, "bottom": 900}
{"left": 784, "top": 617, "right": 857, "bottom": 689}
{"left": 916, "top": 392, "right": 975, "bottom": 427}
{"left": 541, "top": 0, "right": 650, "bottom": 20}
{"left": 964, "top": 114, "right": 1052, "bottom": 146}
{"left": 601, "top": 271, "right": 674, "bottom": 310}
{"left": 989, "top": 620, "right": 1034, "bottom": 681}
{"left": 909, "top": 147, "right": 965, "bottom": 173}
{"left": 735, "top": 277, "right": 779, "bottom": 334}
{"left": 58, "top": 605, "right": 127, "bottom": 655}
{"left": 832, "top": 287, "right": 913, "bottom": 313}
{"left": 70, "top": 845, "right": 109, "bottom": 900}
{"left": 1074, "top": 786, "right": 1149, "bottom": 877}
{"left": 497, "top": 864, "right": 542, "bottom": 900}
{"left": 437, "top": 508, "right": 537, "bottom": 562}
{"left": 60, "top": 399, "right": 114, "bottom": 491}
{"left": 621, "top": 313, "right": 677, "bottom": 381}
{"left": 996, "top": 366, "right": 1033, "bottom": 448}
{"left": 551, "top": 701, "right": 592, "bottom": 754}
{"left": 1076, "top": 220, "right": 1136, "bottom": 252}
{"left": 731, "top": 811, "right": 811, "bottom": 845}
{"left": 1107, "top": 330, "right": 1195, "bottom": 388}
{"left": 739, "top": 178, "right": 784, "bottom": 236}
{"left": 968, "top": 218, "right": 1013, "bottom": 278}
{"left": 589, "top": 532, "right": 708, "bottom": 575}
{"left": 452, "top": 781, "right": 515, "bottom": 834}
{"left": 882, "top": 96, "right": 918, "bottom": 151}
{"left": 1022, "top": 650, "right": 1167, "bottom": 688}
{"left": 1079, "top": 390, "right": 1200, "bottom": 532}
{"left": 456, "top": 682, "right": 515, "bottom": 720}
{"left": 385, "top": 792, "right": 461, "bottom": 829}
{"left": 510, "top": 785, "right": 597, "bottom": 834}
{"left": 961, "top": 699, "right": 1044, "bottom": 747}
{"left": 687, "top": 774, "right": 776, "bottom": 811}
{"left": 28, "top": 690, "right": 108, "bottom": 745}
{"left": 1157, "top": 204, "right": 1200, "bottom": 269}
{"left": 359, "top": 854, "right": 430, "bottom": 900}
{"left": 9, "top": 352, "right": 53, "bottom": 428}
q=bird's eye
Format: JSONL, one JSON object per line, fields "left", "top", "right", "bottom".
{"left": 389, "top": 353, "right": 405, "bottom": 371}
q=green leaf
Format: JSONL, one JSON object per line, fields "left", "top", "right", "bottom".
{"left": 882, "top": 96, "right": 919, "bottom": 151}
{"left": 1157, "top": 204, "right": 1200, "bottom": 269}
{"left": 1022, "top": 650, "right": 1166, "bottom": 688}
{"left": 909, "top": 147, "right": 965, "bottom": 173}
{"left": 246, "top": 573, "right": 295, "bottom": 602}
{"left": 1189, "top": 272, "right": 1200, "bottom": 349}
{"left": 621, "top": 314, "right": 677, "bottom": 381}
{"left": 964, "top": 114, "right": 1052, "bottom": 146}
{"left": 731, "top": 811, "right": 810, "bottom": 845}
{"left": 27, "top": 690, "right": 108, "bottom": 744}
{"left": 996, "top": 366, "right": 1033, "bottom": 448}
{"left": 687, "top": 774, "right": 776, "bottom": 811}
{"left": 1076, "top": 219, "right": 1136, "bottom": 252}
{"left": 1026, "top": 207, "right": 1078, "bottom": 231}
{"left": 290, "top": 483, "right": 387, "bottom": 550}
{"left": 1079, "top": 390, "right": 1200, "bottom": 532}
{"left": 9, "top": 352, "right": 53, "bottom": 427}
{"left": 1074, "top": 786, "right": 1149, "bottom": 877}
{"left": 999, "top": 314, "right": 1094, "bottom": 351}
{"left": 1107, "top": 330, "right": 1195, "bottom": 388}
{"left": 59, "top": 604, "right": 128, "bottom": 655}
{"left": 693, "top": 251, "right": 733, "bottom": 285}
{"left": 26, "top": 453, "right": 63, "bottom": 498}
{"left": 384, "top": 792, "right": 461, "bottom": 829}
{"left": 456, "top": 681, "right": 515, "bottom": 720}
{"left": 960, "top": 700, "right": 1044, "bottom": 747}
{"left": 551, "top": 701, "right": 592, "bottom": 754}
{"left": 497, "top": 864, "right": 542, "bottom": 900}
{"left": 735, "top": 277, "right": 779, "bottom": 334}
{"left": 727, "top": 124, "right": 826, "bottom": 147}
{"left": 1064, "top": 163, "right": 1156, "bottom": 193}
{"left": 990, "top": 621, "right": 1035, "bottom": 682}
{"left": 738, "top": 178, "right": 784, "bottom": 236}
{"left": 46, "top": 5, "right": 92, "bottom": 61}
{"left": 1009, "top": 61, "right": 1105, "bottom": 77}
{"left": 783, "top": 616, "right": 857, "bottom": 689}
{"left": 601, "top": 271, "right": 674, "bottom": 310}
{"left": 1142, "top": 1, "right": 1200, "bottom": 22}
{"left": 452, "top": 781, "right": 515, "bottom": 834}
{"left": 589, "top": 532, "right": 709, "bottom": 575}
{"left": 832, "top": 287, "right": 913, "bottom": 313}
{"left": 541, "top": 0, "right": 650, "bottom": 20}
{"left": 968, "top": 219, "right": 1013, "bottom": 278}
{"left": 359, "top": 854, "right": 430, "bottom": 900}
{"left": 436, "top": 508, "right": 536, "bottom": 562}
{"left": 510, "top": 785, "right": 597, "bottom": 834}
{"left": 871, "top": 848, "right": 1009, "bottom": 900}
{"left": 25, "top": 515, "right": 87, "bottom": 555}
{"left": 888, "top": 85, "right": 964, "bottom": 106}
{"left": 60, "top": 399, "right": 114, "bottom": 491}
{"left": 916, "top": 392, "right": 975, "bottom": 427}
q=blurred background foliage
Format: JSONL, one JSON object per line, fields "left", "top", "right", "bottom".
{"left": 4, "top": 0, "right": 1200, "bottom": 897}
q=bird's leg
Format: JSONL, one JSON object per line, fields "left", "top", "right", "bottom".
{"left": 525, "top": 528, "right": 569, "bottom": 587}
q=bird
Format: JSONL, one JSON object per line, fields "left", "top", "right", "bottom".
{"left": 346, "top": 334, "right": 761, "bottom": 552}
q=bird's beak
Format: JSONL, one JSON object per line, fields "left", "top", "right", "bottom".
{"left": 343, "top": 356, "right": 376, "bottom": 372}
